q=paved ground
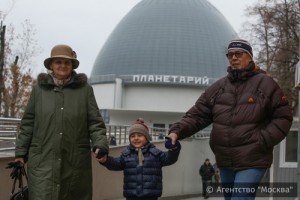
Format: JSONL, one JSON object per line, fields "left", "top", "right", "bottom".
{"left": 159, "top": 196, "right": 223, "bottom": 200}
{"left": 113, "top": 198, "right": 271, "bottom": 200}
{"left": 162, "top": 197, "right": 271, "bottom": 200}
{"left": 112, "top": 195, "right": 272, "bottom": 200}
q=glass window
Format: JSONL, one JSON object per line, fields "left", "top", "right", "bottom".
{"left": 280, "top": 130, "right": 298, "bottom": 168}
{"left": 153, "top": 123, "right": 165, "bottom": 129}
{"left": 285, "top": 131, "right": 297, "bottom": 162}
{"left": 152, "top": 123, "right": 166, "bottom": 140}
{"left": 100, "top": 109, "right": 110, "bottom": 124}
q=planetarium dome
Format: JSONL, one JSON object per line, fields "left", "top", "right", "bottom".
{"left": 90, "top": 0, "right": 237, "bottom": 84}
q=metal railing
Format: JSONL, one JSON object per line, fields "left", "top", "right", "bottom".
{"left": 0, "top": 118, "right": 21, "bottom": 154}
{"left": 0, "top": 117, "right": 210, "bottom": 156}
{"left": 106, "top": 125, "right": 168, "bottom": 146}
{"left": 0, "top": 118, "right": 171, "bottom": 152}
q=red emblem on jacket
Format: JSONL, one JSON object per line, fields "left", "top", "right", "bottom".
{"left": 281, "top": 96, "right": 287, "bottom": 102}
{"left": 248, "top": 97, "right": 255, "bottom": 103}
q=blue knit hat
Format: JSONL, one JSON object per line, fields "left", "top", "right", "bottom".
{"left": 227, "top": 39, "right": 253, "bottom": 59}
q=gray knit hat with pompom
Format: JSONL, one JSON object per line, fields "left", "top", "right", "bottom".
{"left": 129, "top": 118, "right": 150, "bottom": 141}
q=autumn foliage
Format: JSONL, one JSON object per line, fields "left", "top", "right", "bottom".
{"left": 243, "top": 0, "right": 299, "bottom": 112}
{"left": 0, "top": 17, "right": 39, "bottom": 118}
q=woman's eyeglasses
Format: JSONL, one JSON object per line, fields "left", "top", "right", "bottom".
{"left": 226, "top": 51, "right": 246, "bottom": 59}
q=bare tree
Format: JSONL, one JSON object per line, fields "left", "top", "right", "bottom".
{"left": 0, "top": 16, "right": 40, "bottom": 117}
{"left": 242, "top": 0, "right": 300, "bottom": 112}
{"left": 2, "top": 56, "right": 36, "bottom": 118}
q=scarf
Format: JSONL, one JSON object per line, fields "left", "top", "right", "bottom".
{"left": 48, "top": 70, "right": 71, "bottom": 87}
{"left": 136, "top": 148, "right": 144, "bottom": 166}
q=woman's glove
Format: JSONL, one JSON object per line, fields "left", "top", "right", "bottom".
{"left": 6, "top": 161, "right": 25, "bottom": 179}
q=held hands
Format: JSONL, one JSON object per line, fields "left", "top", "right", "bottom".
{"left": 165, "top": 133, "right": 180, "bottom": 150}
{"left": 94, "top": 148, "right": 108, "bottom": 163}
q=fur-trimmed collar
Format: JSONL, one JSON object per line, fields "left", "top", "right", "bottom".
{"left": 37, "top": 72, "right": 88, "bottom": 89}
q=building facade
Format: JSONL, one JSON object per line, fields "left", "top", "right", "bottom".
{"left": 90, "top": 0, "right": 237, "bottom": 129}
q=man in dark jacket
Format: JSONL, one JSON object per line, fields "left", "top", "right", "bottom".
{"left": 199, "top": 158, "right": 215, "bottom": 199}
{"left": 167, "top": 39, "right": 293, "bottom": 200}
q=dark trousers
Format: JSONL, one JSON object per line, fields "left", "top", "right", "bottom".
{"left": 202, "top": 180, "right": 212, "bottom": 197}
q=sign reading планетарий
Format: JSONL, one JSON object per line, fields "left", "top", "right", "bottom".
{"left": 124, "top": 74, "right": 218, "bottom": 86}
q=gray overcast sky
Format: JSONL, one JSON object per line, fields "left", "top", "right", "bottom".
{"left": 2, "top": 0, "right": 257, "bottom": 77}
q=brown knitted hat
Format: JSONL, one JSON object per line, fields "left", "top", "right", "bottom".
{"left": 129, "top": 118, "right": 150, "bottom": 141}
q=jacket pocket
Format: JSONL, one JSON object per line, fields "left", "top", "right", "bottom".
{"left": 74, "top": 144, "right": 92, "bottom": 169}
{"left": 257, "top": 130, "right": 269, "bottom": 153}
{"left": 28, "top": 143, "right": 42, "bottom": 168}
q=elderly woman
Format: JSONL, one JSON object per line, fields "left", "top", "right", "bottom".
{"left": 15, "top": 44, "right": 108, "bottom": 200}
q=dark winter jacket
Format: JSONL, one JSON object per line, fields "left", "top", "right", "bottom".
{"left": 169, "top": 67, "right": 293, "bottom": 170}
{"left": 15, "top": 72, "right": 108, "bottom": 200}
{"left": 199, "top": 163, "right": 215, "bottom": 181}
{"left": 101, "top": 142, "right": 180, "bottom": 198}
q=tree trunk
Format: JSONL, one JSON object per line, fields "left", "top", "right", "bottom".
{"left": 0, "top": 23, "right": 6, "bottom": 115}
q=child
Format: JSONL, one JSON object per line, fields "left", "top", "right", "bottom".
{"left": 99, "top": 118, "right": 181, "bottom": 200}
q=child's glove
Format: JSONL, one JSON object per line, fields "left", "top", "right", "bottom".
{"left": 96, "top": 149, "right": 108, "bottom": 159}
{"left": 165, "top": 137, "right": 181, "bottom": 150}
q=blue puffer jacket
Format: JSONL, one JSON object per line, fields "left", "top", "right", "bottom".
{"left": 102, "top": 142, "right": 180, "bottom": 198}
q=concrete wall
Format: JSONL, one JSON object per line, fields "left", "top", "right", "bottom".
{"left": 92, "top": 82, "right": 204, "bottom": 112}
{"left": 123, "top": 85, "right": 202, "bottom": 112}
{"left": 0, "top": 138, "right": 214, "bottom": 200}
{"left": 93, "top": 83, "right": 116, "bottom": 109}
{"left": 108, "top": 110, "right": 184, "bottom": 127}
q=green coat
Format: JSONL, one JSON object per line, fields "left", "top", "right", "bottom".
{"left": 15, "top": 72, "right": 108, "bottom": 200}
